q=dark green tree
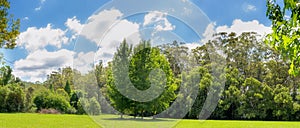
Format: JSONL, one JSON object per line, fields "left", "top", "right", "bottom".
{"left": 64, "top": 81, "right": 71, "bottom": 95}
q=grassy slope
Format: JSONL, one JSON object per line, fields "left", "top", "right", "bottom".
{"left": 0, "top": 113, "right": 299, "bottom": 128}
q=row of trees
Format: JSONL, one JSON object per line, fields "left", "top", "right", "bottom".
{"left": 0, "top": 32, "right": 299, "bottom": 121}
{"left": 0, "top": 63, "right": 102, "bottom": 115}
{"left": 100, "top": 32, "right": 300, "bottom": 120}
{"left": 1, "top": 31, "right": 299, "bottom": 121}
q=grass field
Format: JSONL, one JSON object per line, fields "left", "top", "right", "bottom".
{"left": 0, "top": 113, "right": 299, "bottom": 128}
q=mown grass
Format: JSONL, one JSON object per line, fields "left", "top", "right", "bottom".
{"left": 0, "top": 113, "right": 299, "bottom": 128}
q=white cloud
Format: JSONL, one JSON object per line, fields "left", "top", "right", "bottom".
{"left": 17, "top": 24, "right": 69, "bottom": 52}
{"left": 13, "top": 49, "right": 74, "bottom": 82}
{"left": 216, "top": 19, "right": 271, "bottom": 37}
{"left": 76, "top": 9, "right": 141, "bottom": 67}
{"left": 243, "top": 4, "right": 257, "bottom": 12}
{"left": 23, "top": 17, "right": 29, "bottom": 21}
{"left": 65, "top": 16, "right": 84, "bottom": 35}
{"left": 183, "top": 43, "right": 201, "bottom": 52}
{"left": 200, "top": 19, "right": 271, "bottom": 44}
{"left": 73, "top": 52, "right": 95, "bottom": 74}
{"left": 143, "top": 11, "right": 175, "bottom": 34}
{"left": 14, "top": 9, "right": 142, "bottom": 81}
{"left": 35, "top": 7, "right": 41, "bottom": 11}
{"left": 247, "top": 5, "right": 256, "bottom": 11}
{"left": 80, "top": 9, "right": 124, "bottom": 43}
{"left": 35, "top": 0, "right": 46, "bottom": 11}
{"left": 181, "top": 0, "right": 188, "bottom": 2}
{"left": 201, "top": 22, "right": 216, "bottom": 43}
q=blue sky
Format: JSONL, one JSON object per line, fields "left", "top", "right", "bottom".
{"left": 3, "top": 0, "right": 273, "bottom": 82}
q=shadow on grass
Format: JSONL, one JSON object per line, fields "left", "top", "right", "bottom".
{"left": 102, "top": 117, "right": 175, "bottom": 122}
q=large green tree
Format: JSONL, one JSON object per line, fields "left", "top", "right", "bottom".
{"left": 129, "top": 40, "right": 177, "bottom": 118}
{"left": 106, "top": 39, "right": 132, "bottom": 118}
{"left": 106, "top": 40, "right": 177, "bottom": 118}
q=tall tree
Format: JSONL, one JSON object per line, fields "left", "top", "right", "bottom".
{"left": 106, "top": 39, "right": 132, "bottom": 118}
{"left": 129, "top": 40, "right": 176, "bottom": 118}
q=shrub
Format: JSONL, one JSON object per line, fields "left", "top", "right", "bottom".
{"left": 76, "top": 98, "right": 88, "bottom": 115}
{"left": 0, "top": 86, "right": 9, "bottom": 112}
{"left": 88, "top": 97, "right": 101, "bottom": 115}
{"left": 33, "top": 90, "right": 71, "bottom": 113}
{"left": 6, "top": 85, "right": 25, "bottom": 112}
{"left": 0, "top": 84, "right": 25, "bottom": 112}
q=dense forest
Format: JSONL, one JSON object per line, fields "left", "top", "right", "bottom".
{"left": 0, "top": 31, "right": 299, "bottom": 121}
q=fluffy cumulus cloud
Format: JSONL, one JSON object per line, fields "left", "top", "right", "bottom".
{"left": 201, "top": 22, "right": 216, "bottom": 43}
{"left": 73, "top": 52, "right": 95, "bottom": 74}
{"left": 13, "top": 8, "right": 143, "bottom": 81}
{"left": 17, "top": 24, "right": 69, "bottom": 52}
{"left": 216, "top": 19, "right": 271, "bottom": 37}
{"left": 14, "top": 19, "right": 71, "bottom": 82}
{"left": 201, "top": 19, "right": 271, "bottom": 43}
{"left": 143, "top": 11, "right": 175, "bottom": 33}
{"left": 13, "top": 49, "right": 74, "bottom": 82}
{"left": 73, "top": 9, "right": 141, "bottom": 69}
{"left": 65, "top": 16, "right": 84, "bottom": 36}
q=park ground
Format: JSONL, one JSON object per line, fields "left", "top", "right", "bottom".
{"left": 0, "top": 113, "right": 299, "bottom": 128}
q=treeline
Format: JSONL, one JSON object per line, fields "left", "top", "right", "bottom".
{"left": 102, "top": 32, "right": 300, "bottom": 120}
{"left": 0, "top": 32, "right": 299, "bottom": 121}
{"left": 188, "top": 32, "right": 300, "bottom": 121}
{"left": 0, "top": 65, "right": 102, "bottom": 115}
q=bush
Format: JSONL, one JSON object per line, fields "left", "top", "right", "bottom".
{"left": 0, "top": 84, "right": 25, "bottom": 112}
{"left": 0, "top": 86, "right": 9, "bottom": 112}
{"left": 88, "top": 97, "right": 101, "bottom": 115}
{"left": 76, "top": 98, "right": 88, "bottom": 115}
{"left": 33, "top": 90, "right": 71, "bottom": 113}
{"left": 6, "top": 85, "right": 25, "bottom": 112}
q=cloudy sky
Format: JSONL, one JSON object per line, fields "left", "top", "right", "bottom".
{"left": 2, "top": 0, "right": 273, "bottom": 82}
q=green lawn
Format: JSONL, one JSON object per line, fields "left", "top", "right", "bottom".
{"left": 0, "top": 113, "right": 299, "bottom": 128}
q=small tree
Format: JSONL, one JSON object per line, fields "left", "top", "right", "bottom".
{"left": 5, "top": 85, "right": 25, "bottom": 112}
{"left": 77, "top": 98, "right": 89, "bottom": 115}
{"left": 64, "top": 81, "right": 71, "bottom": 95}
{"left": 88, "top": 97, "right": 101, "bottom": 115}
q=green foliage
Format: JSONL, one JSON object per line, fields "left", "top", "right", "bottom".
{"left": 70, "top": 91, "right": 79, "bottom": 110}
{"left": 76, "top": 98, "right": 89, "bottom": 115}
{"left": 33, "top": 90, "right": 71, "bottom": 113}
{"left": 106, "top": 40, "right": 176, "bottom": 118}
{"left": 87, "top": 97, "right": 101, "bottom": 115}
{"left": 0, "top": 85, "right": 9, "bottom": 112}
{"left": 266, "top": 0, "right": 300, "bottom": 75}
{"left": 0, "top": 83, "right": 25, "bottom": 112}
{"left": 0, "top": 65, "right": 13, "bottom": 85}
{"left": 0, "top": 0, "right": 20, "bottom": 49}
{"left": 64, "top": 80, "right": 71, "bottom": 95}
{"left": 5, "top": 84, "right": 25, "bottom": 112}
